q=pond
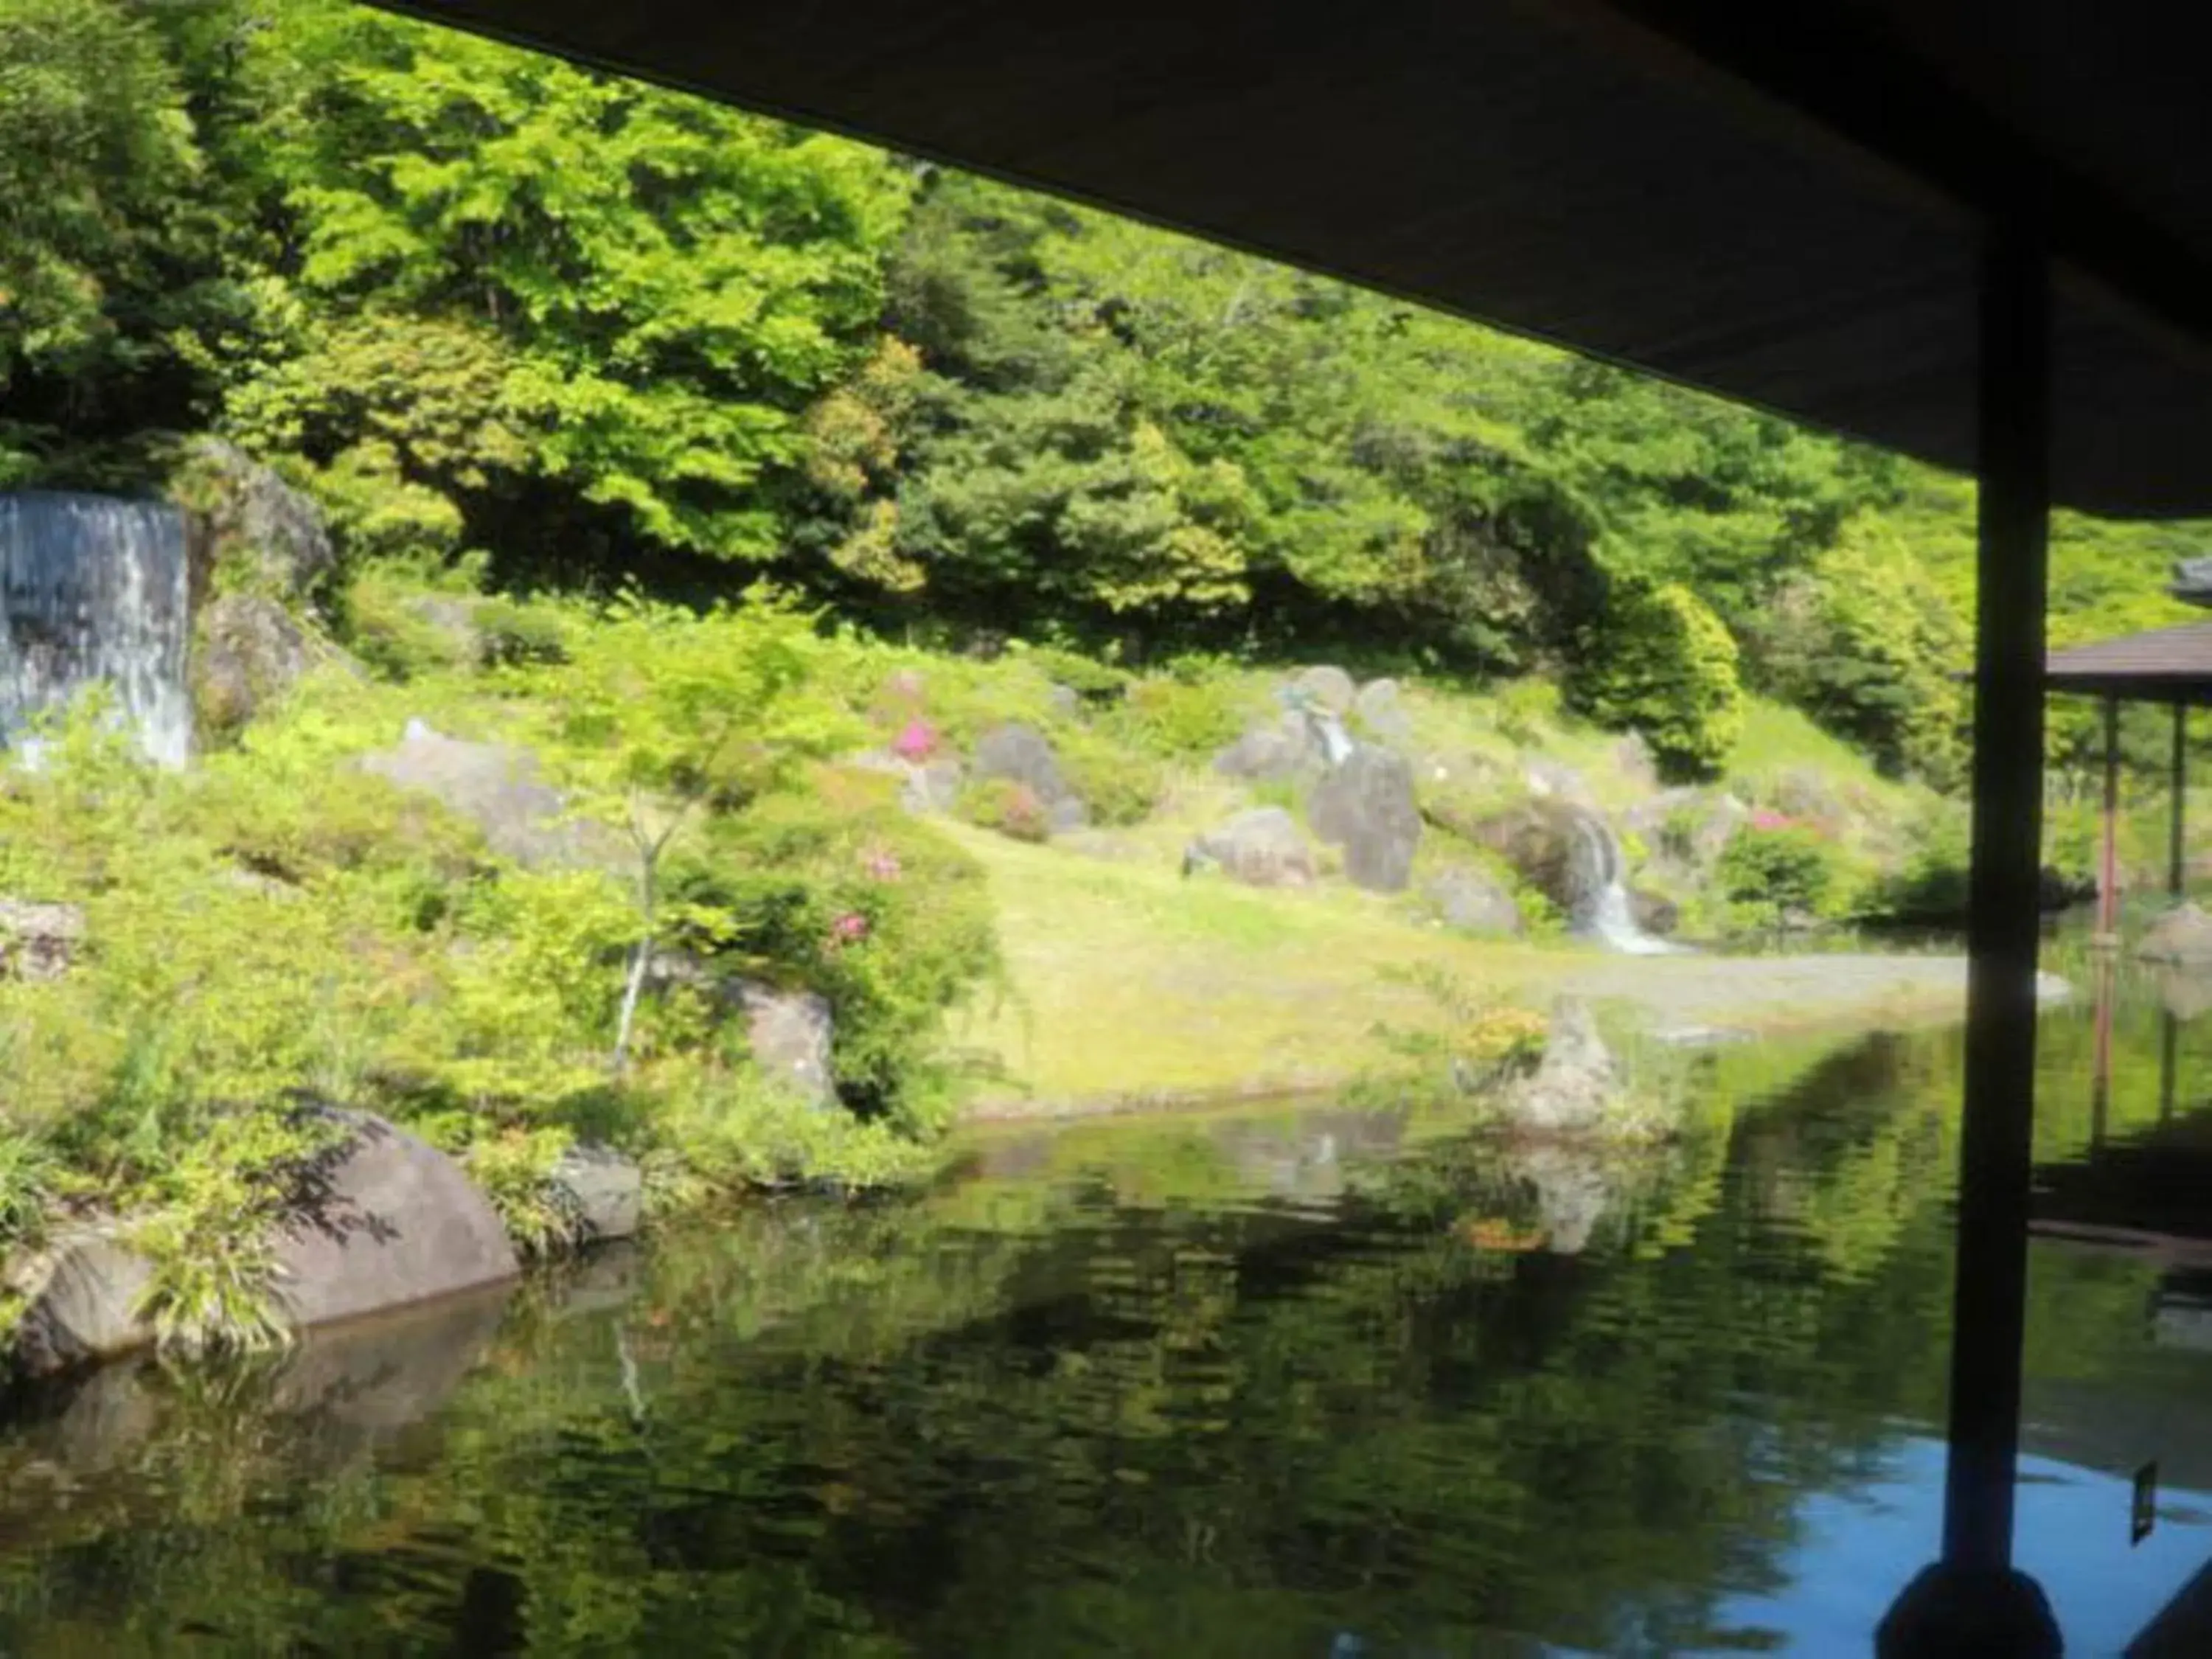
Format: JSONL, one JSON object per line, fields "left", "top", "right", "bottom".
{"left": 2, "top": 979, "right": 2211, "bottom": 1656}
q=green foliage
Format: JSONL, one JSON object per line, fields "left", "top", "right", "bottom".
{"left": 1567, "top": 580, "right": 1744, "bottom": 780}
{"left": 0, "top": 0, "right": 216, "bottom": 479}
{"left": 959, "top": 777, "right": 1051, "bottom": 842}
{"left": 1758, "top": 513, "right": 1969, "bottom": 785}
{"left": 1716, "top": 821, "right": 1840, "bottom": 931}
{"left": 1104, "top": 669, "right": 1257, "bottom": 761}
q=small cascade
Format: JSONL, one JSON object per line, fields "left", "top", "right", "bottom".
{"left": 0, "top": 493, "right": 192, "bottom": 768}
{"left": 1307, "top": 706, "right": 1356, "bottom": 768}
{"left": 1563, "top": 807, "right": 1683, "bottom": 956}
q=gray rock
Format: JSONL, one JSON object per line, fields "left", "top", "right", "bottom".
{"left": 846, "top": 748, "right": 964, "bottom": 815}
{"left": 1514, "top": 1144, "right": 1613, "bottom": 1255}
{"left": 904, "top": 756, "right": 966, "bottom": 815}
{"left": 548, "top": 1143, "right": 644, "bottom": 1242}
{"left": 1214, "top": 712, "right": 1324, "bottom": 783}
{"left": 7, "top": 1224, "right": 156, "bottom": 1376}
{"left": 195, "top": 593, "right": 314, "bottom": 735}
{"left": 1629, "top": 788, "right": 1748, "bottom": 872}
{"left": 1630, "top": 888, "right": 1681, "bottom": 937}
{"left": 1307, "top": 745, "right": 1423, "bottom": 892}
{"left": 1290, "top": 665, "right": 1357, "bottom": 714}
{"left": 0, "top": 897, "right": 83, "bottom": 981}
{"left": 1613, "top": 732, "right": 1659, "bottom": 793}
{"left": 2140, "top": 903, "right": 2212, "bottom": 965}
{"left": 1503, "top": 999, "right": 1619, "bottom": 1134}
{"left": 274, "top": 1111, "right": 519, "bottom": 1330}
{"left": 5, "top": 1114, "right": 519, "bottom": 1377}
{"left": 737, "top": 980, "right": 837, "bottom": 1105}
{"left": 175, "top": 437, "right": 336, "bottom": 602}
{"left": 361, "top": 720, "right": 608, "bottom": 869}
{"left": 973, "top": 723, "right": 1088, "bottom": 831}
{"left": 1426, "top": 866, "right": 1523, "bottom": 936}
{"left": 1352, "top": 678, "right": 1413, "bottom": 745}
{"left": 1046, "top": 682, "right": 1082, "bottom": 718}
{"left": 1522, "top": 756, "right": 1593, "bottom": 805}
{"left": 1186, "top": 807, "right": 1318, "bottom": 888}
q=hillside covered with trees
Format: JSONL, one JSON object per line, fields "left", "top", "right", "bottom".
{"left": 9, "top": 0, "right": 2205, "bottom": 787}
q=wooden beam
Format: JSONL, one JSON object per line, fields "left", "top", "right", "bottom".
{"left": 1943, "top": 219, "right": 2051, "bottom": 1577}
{"left": 2102, "top": 694, "right": 2123, "bottom": 942}
{"left": 2173, "top": 701, "right": 2189, "bottom": 900}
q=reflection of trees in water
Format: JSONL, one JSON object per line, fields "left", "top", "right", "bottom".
{"left": 0, "top": 1026, "right": 2194, "bottom": 1656}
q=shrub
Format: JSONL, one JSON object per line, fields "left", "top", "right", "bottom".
{"left": 1717, "top": 820, "right": 1838, "bottom": 930}
{"left": 1106, "top": 670, "right": 1253, "bottom": 761}
{"left": 1054, "top": 727, "right": 1166, "bottom": 825}
{"left": 960, "top": 776, "right": 1051, "bottom": 842}
{"left": 1568, "top": 579, "right": 1744, "bottom": 781}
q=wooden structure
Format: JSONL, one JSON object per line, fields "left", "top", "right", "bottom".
{"left": 2045, "top": 613, "right": 2212, "bottom": 939}
{"left": 375, "top": 1, "right": 2212, "bottom": 1647}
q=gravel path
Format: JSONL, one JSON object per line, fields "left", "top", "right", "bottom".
{"left": 1558, "top": 951, "right": 2070, "bottom": 1037}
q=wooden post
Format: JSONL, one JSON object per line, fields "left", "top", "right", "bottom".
{"left": 2100, "top": 694, "right": 2121, "bottom": 944}
{"left": 1941, "top": 220, "right": 2050, "bottom": 1579}
{"left": 2171, "top": 700, "right": 2188, "bottom": 901}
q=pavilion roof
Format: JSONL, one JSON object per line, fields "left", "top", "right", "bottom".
{"left": 2044, "top": 622, "right": 2212, "bottom": 703}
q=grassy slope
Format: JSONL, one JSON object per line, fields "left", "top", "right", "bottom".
{"left": 944, "top": 818, "right": 1557, "bottom": 1112}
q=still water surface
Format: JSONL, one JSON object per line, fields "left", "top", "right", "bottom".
{"left": 4, "top": 990, "right": 2212, "bottom": 1655}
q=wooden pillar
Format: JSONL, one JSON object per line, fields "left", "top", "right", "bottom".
{"left": 2100, "top": 695, "right": 2121, "bottom": 942}
{"left": 2171, "top": 700, "right": 2188, "bottom": 900}
{"left": 1941, "top": 220, "right": 2051, "bottom": 1578}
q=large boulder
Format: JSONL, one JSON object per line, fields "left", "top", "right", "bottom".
{"left": 737, "top": 980, "right": 837, "bottom": 1105}
{"left": 548, "top": 1143, "right": 644, "bottom": 1242}
{"left": 361, "top": 720, "right": 608, "bottom": 869}
{"left": 195, "top": 593, "right": 316, "bottom": 736}
{"left": 274, "top": 1111, "right": 519, "bottom": 1330}
{"left": 5, "top": 1115, "right": 518, "bottom": 1377}
{"left": 1307, "top": 745, "right": 1423, "bottom": 892}
{"left": 6, "top": 1224, "right": 157, "bottom": 1377}
{"left": 174, "top": 437, "right": 336, "bottom": 602}
{"left": 1186, "top": 807, "right": 1318, "bottom": 888}
{"left": 1425, "top": 865, "right": 1523, "bottom": 936}
{"left": 1290, "top": 664, "right": 1357, "bottom": 714}
{"left": 973, "top": 723, "right": 1088, "bottom": 832}
{"left": 1472, "top": 799, "right": 1594, "bottom": 918}
{"left": 1352, "top": 677, "right": 1413, "bottom": 745}
{"left": 1214, "top": 711, "right": 1326, "bottom": 784}
{"left": 1630, "top": 888, "right": 1681, "bottom": 938}
{"left": 2140, "top": 903, "right": 2212, "bottom": 966}
{"left": 0, "top": 897, "right": 83, "bottom": 981}
{"left": 1503, "top": 1000, "right": 1620, "bottom": 1134}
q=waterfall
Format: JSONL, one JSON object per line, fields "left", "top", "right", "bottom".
{"left": 1564, "top": 807, "right": 1681, "bottom": 955}
{"left": 0, "top": 493, "right": 192, "bottom": 768}
{"left": 1306, "top": 706, "right": 1355, "bottom": 767}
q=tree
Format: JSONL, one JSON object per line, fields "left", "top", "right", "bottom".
{"left": 1568, "top": 578, "right": 1745, "bottom": 780}
{"left": 0, "top": 0, "right": 217, "bottom": 479}
{"left": 217, "top": 0, "right": 914, "bottom": 563}
{"left": 516, "top": 592, "right": 856, "bottom": 1071}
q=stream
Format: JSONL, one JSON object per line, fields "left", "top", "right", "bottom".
{"left": 0, "top": 984, "right": 2208, "bottom": 1655}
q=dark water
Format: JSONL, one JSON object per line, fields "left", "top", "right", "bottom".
{"left": 5, "top": 981, "right": 2212, "bottom": 1655}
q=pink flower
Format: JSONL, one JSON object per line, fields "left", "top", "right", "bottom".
{"left": 828, "top": 911, "right": 871, "bottom": 947}
{"left": 891, "top": 718, "right": 938, "bottom": 761}
{"left": 1751, "top": 810, "right": 1792, "bottom": 832}
{"left": 863, "top": 847, "right": 902, "bottom": 882}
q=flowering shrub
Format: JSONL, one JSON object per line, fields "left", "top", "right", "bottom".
{"left": 891, "top": 717, "right": 939, "bottom": 761}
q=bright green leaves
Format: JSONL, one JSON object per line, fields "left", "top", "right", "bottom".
{"left": 1567, "top": 580, "right": 1745, "bottom": 782}
{"left": 221, "top": 0, "right": 914, "bottom": 558}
